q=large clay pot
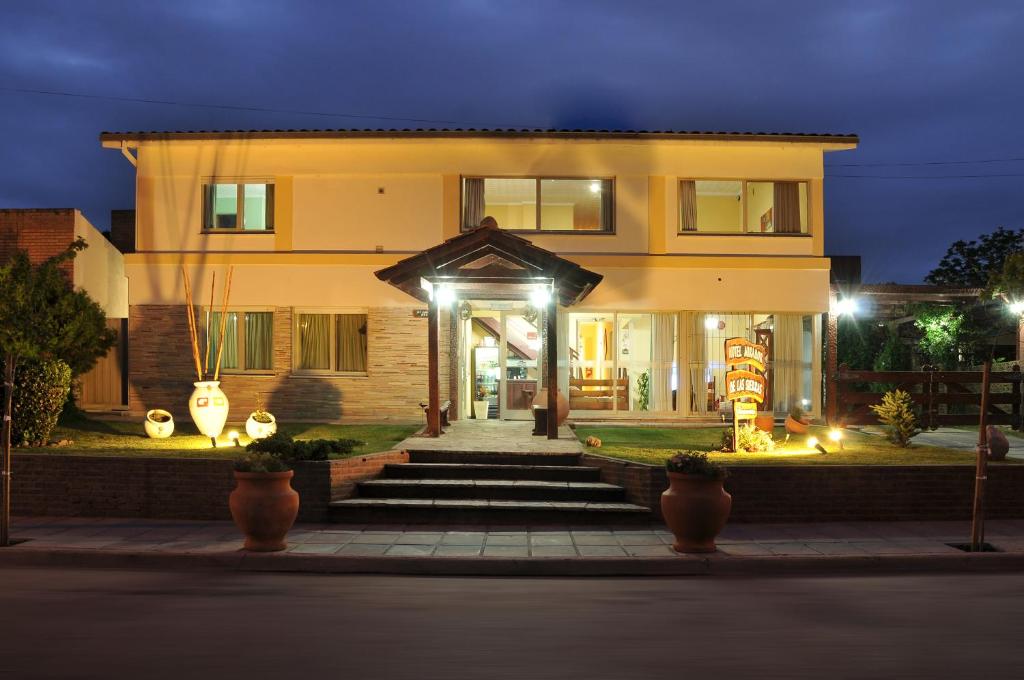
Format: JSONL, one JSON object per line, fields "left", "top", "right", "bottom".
{"left": 229, "top": 470, "right": 300, "bottom": 552}
{"left": 532, "top": 388, "right": 570, "bottom": 425}
{"left": 189, "top": 380, "right": 229, "bottom": 440}
{"left": 661, "top": 472, "right": 732, "bottom": 553}
{"left": 785, "top": 415, "right": 809, "bottom": 435}
{"left": 754, "top": 414, "right": 775, "bottom": 433}
{"left": 987, "top": 425, "right": 1010, "bottom": 461}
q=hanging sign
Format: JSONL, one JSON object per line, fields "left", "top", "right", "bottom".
{"left": 725, "top": 338, "right": 768, "bottom": 372}
{"left": 725, "top": 369, "right": 766, "bottom": 404}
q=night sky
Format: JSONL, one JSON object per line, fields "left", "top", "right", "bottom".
{"left": 2, "top": 0, "right": 1023, "bottom": 283}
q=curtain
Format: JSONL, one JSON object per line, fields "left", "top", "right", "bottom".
{"left": 688, "top": 312, "right": 707, "bottom": 415}
{"left": 773, "top": 314, "right": 804, "bottom": 412}
{"left": 651, "top": 313, "right": 676, "bottom": 411}
{"left": 245, "top": 312, "right": 273, "bottom": 370}
{"left": 679, "top": 180, "right": 698, "bottom": 232}
{"left": 298, "top": 314, "right": 330, "bottom": 370}
{"left": 337, "top": 314, "right": 368, "bottom": 372}
{"left": 463, "top": 178, "right": 485, "bottom": 229}
{"left": 208, "top": 311, "right": 238, "bottom": 371}
{"left": 774, "top": 182, "right": 801, "bottom": 233}
{"left": 599, "top": 179, "right": 614, "bottom": 231}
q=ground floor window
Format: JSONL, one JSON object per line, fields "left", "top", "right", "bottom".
{"left": 687, "top": 312, "right": 814, "bottom": 416}
{"left": 294, "top": 311, "right": 368, "bottom": 374}
{"left": 206, "top": 310, "right": 273, "bottom": 372}
{"left": 566, "top": 312, "right": 678, "bottom": 412}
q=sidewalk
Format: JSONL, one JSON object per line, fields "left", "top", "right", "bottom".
{"left": 2, "top": 516, "right": 1023, "bottom": 576}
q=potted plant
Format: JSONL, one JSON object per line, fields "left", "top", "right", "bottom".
{"left": 245, "top": 395, "right": 277, "bottom": 440}
{"left": 473, "top": 386, "right": 490, "bottom": 420}
{"left": 661, "top": 451, "right": 731, "bottom": 553}
{"left": 785, "top": 404, "right": 810, "bottom": 435}
{"left": 230, "top": 451, "right": 299, "bottom": 552}
{"left": 144, "top": 409, "right": 174, "bottom": 439}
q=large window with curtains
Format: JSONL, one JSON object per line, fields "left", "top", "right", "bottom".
{"left": 293, "top": 311, "right": 368, "bottom": 375}
{"left": 462, "top": 177, "right": 614, "bottom": 232}
{"left": 205, "top": 311, "right": 274, "bottom": 373}
{"left": 679, "top": 179, "right": 808, "bottom": 234}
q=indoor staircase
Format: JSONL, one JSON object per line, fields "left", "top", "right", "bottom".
{"left": 329, "top": 450, "right": 651, "bottom": 525}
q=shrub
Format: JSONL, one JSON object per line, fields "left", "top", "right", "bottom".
{"left": 788, "top": 404, "right": 806, "bottom": 422}
{"left": 10, "top": 359, "right": 72, "bottom": 446}
{"left": 245, "top": 432, "right": 363, "bottom": 462}
{"left": 870, "top": 389, "right": 920, "bottom": 447}
{"left": 720, "top": 424, "right": 775, "bottom": 452}
{"left": 636, "top": 370, "right": 650, "bottom": 411}
{"left": 234, "top": 451, "right": 291, "bottom": 473}
{"left": 665, "top": 451, "right": 727, "bottom": 480}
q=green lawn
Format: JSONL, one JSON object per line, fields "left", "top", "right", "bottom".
{"left": 575, "top": 424, "right": 1017, "bottom": 466}
{"left": 19, "top": 412, "right": 419, "bottom": 460}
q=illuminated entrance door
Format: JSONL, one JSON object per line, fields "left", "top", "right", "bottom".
{"left": 502, "top": 310, "right": 541, "bottom": 420}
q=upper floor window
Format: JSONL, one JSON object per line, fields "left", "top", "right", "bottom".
{"left": 462, "top": 177, "right": 614, "bottom": 232}
{"left": 203, "top": 182, "right": 275, "bottom": 232}
{"left": 679, "top": 180, "right": 808, "bottom": 235}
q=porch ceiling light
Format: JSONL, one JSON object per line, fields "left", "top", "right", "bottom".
{"left": 435, "top": 285, "right": 456, "bottom": 307}
{"left": 834, "top": 297, "right": 859, "bottom": 317}
{"left": 530, "top": 286, "right": 552, "bottom": 308}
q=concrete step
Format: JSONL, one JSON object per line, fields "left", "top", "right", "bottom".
{"left": 358, "top": 478, "right": 626, "bottom": 502}
{"left": 406, "top": 450, "right": 582, "bottom": 467}
{"left": 384, "top": 462, "right": 601, "bottom": 482}
{"left": 328, "top": 498, "right": 652, "bottom": 525}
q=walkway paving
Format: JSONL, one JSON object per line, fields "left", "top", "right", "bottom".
{"left": 397, "top": 419, "right": 583, "bottom": 454}
{"left": 4, "top": 516, "right": 1023, "bottom": 576}
{"left": 912, "top": 427, "right": 1024, "bottom": 460}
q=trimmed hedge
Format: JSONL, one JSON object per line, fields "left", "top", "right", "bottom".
{"left": 11, "top": 359, "right": 72, "bottom": 445}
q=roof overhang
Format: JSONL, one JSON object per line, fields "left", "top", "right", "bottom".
{"left": 374, "top": 225, "right": 603, "bottom": 307}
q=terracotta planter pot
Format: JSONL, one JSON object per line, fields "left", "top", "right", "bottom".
{"left": 987, "top": 425, "right": 1010, "bottom": 461}
{"left": 754, "top": 414, "right": 775, "bottom": 433}
{"left": 532, "top": 388, "right": 570, "bottom": 425}
{"left": 785, "top": 415, "right": 809, "bottom": 435}
{"left": 660, "top": 472, "right": 732, "bottom": 553}
{"left": 229, "top": 470, "right": 300, "bottom": 552}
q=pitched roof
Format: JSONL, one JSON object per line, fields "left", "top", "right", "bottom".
{"left": 101, "top": 127, "right": 858, "bottom": 145}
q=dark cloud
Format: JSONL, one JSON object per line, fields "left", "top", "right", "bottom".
{"left": 1, "top": 0, "right": 1022, "bottom": 281}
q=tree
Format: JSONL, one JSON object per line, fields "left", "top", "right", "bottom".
{"left": 0, "top": 239, "right": 116, "bottom": 546}
{"left": 925, "top": 226, "right": 1024, "bottom": 287}
{"left": 982, "top": 251, "right": 1024, "bottom": 306}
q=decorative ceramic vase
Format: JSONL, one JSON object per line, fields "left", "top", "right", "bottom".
{"left": 188, "top": 380, "right": 229, "bottom": 440}
{"left": 532, "top": 388, "right": 570, "bottom": 425}
{"left": 987, "top": 425, "right": 1010, "bottom": 461}
{"left": 473, "top": 399, "right": 491, "bottom": 419}
{"left": 245, "top": 412, "right": 277, "bottom": 440}
{"left": 229, "top": 470, "right": 300, "bottom": 552}
{"left": 661, "top": 472, "right": 732, "bottom": 553}
{"left": 785, "top": 415, "right": 809, "bottom": 435}
{"left": 754, "top": 414, "right": 775, "bottom": 433}
{"left": 144, "top": 409, "right": 174, "bottom": 439}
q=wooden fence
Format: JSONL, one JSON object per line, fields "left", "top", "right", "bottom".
{"left": 830, "top": 363, "right": 1022, "bottom": 430}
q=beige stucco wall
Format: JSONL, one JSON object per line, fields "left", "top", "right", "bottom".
{"left": 73, "top": 211, "right": 128, "bottom": 317}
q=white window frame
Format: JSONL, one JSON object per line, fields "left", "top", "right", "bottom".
{"left": 202, "top": 179, "right": 276, "bottom": 233}
{"left": 460, "top": 175, "right": 616, "bottom": 233}
{"left": 291, "top": 308, "right": 369, "bottom": 377}
{"left": 678, "top": 178, "right": 811, "bottom": 236}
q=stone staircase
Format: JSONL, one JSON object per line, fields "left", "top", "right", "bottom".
{"left": 329, "top": 450, "right": 651, "bottom": 525}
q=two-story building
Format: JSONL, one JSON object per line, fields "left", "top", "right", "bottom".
{"left": 101, "top": 128, "right": 857, "bottom": 427}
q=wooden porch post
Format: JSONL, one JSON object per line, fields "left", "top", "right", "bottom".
{"left": 427, "top": 300, "right": 441, "bottom": 437}
{"left": 826, "top": 309, "right": 838, "bottom": 426}
{"left": 546, "top": 302, "right": 558, "bottom": 440}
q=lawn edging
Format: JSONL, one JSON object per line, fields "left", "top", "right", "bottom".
{"left": 582, "top": 453, "right": 1024, "bottom": 522}
{"left": 11, "top": 450, "right": 408, "bottom": 522}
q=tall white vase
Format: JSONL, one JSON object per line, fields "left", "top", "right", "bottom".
{"left": 189, "top": 380, "right": 230, "bottom": 440}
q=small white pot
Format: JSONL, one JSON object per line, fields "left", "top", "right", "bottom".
{"left": 188, "top": 380, "right": 230, "bottom": 439}
{"left": 246, "top": 412, "right": 277, "bottom": 440}
{"left": 144, "top": 409, "right": 174, "bottom": 439}
{"left": 473, "top": 400, "right": 491, "bottom": 419}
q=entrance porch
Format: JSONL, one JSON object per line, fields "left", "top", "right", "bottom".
{"left": 396, "top": 419, "right": 583, "bottom": 454}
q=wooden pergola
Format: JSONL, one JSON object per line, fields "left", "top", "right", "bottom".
{"left": 375, "top": 222, "right": 603, "bottom": 439}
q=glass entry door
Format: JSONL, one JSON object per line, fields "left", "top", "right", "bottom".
{"left": 502, "top": 311, "right": 542, "bottom": 420}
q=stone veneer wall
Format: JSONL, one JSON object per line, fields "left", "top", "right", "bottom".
{"left": 11, "top": 450, "right": 408, "bottom": 523}
{"left": 128, "top": 305, "right": 451, "bottom": 422}
{"left": 582, "top": 454, "right": 1024, "bottom": 523}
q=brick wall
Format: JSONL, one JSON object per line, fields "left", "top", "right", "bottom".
{"left": 128, "top": 304, "right": 451, "bottom": 423}
{"left": 0, "top": 208, "right": 76, "bottom": 278}
{"left": 11, "top": 450, "right": 407, "bottom": 522}
{"left": 583, "top": 453, "right": 1024, "bottom": 522}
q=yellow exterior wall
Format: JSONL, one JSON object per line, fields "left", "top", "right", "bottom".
{"left": 73, "top": 211, "right": 128, "bottom": 317}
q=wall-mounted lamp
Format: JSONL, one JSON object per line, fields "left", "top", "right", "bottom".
{"left": 530, "top": 287, "right": 552, "bottom": 308}
{"left": 435, "top": 285, "right": 456, "bottom": 307}
{"left": 833, "top": 297, "right": 859, "bottom": 317}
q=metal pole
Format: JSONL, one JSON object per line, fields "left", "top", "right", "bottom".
{"left": 1, "top": 355, "right": 16, "bottom": 547}
{"left": 970, "top": 359, "right": 992, "bottom": 551}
